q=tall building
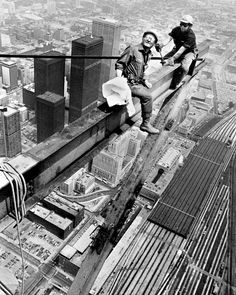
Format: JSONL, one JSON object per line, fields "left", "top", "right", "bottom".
{"left": 53, "top": 28, "right": 65, "bottom": 41}
{"left": 75, "top": 0, "right": 81, "bottom": 8}
{"left": 23, "top": 84, "right": 35, "bottom": 110}
{"left": 1, "top": 61, "right": 18, "bottom": 91}
{"left": 69, "top": 35, "right": 103, "bottom": 123}
{"left": 47, "top": 0, "right": 56, "bottom": 14}
{"left": 91, "top": 129, "right": 141, "bottom": 187}
{"left": 0, "top": 107, "right": 21, "bottom": 157}
{"left": 0, "top": 0, "right": 3, "bottom": 20}
{"left": 36, "top": 91, "right": 65, "bottom": 143}
{"left": 34, "top": 50, "right": 65, "bottom": 97}
{"left": 74, "top": 172, "right": 95, "bottom": 194}
{"left": 92, "top": 18, "right": 121, "bottom": 91}
{"left": 6, "top": 1, "right": 15, "bottom": 14}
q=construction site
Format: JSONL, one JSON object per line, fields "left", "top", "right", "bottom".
{"left": 0, "top": 1, "right": 236, "bottom": 294}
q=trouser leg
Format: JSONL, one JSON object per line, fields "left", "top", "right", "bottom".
{"left": 171, "top": 52, "right": 195, "bottom": 88}
{"left": 129, "top": 84, "right": 159, "bottom": 134}
{"left": 130, "top": 84, "right": 153, "bottom": 120}
{"left": 181, "top": 52, "right": 195, "bottom": 73}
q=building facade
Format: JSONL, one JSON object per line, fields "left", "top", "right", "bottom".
{"left": 34, "top": 50, "right": 65, "bottom": 97}
{"left": 1, "top": 60, "right": 18, "bottom": 91}
{"left": 69, "top": 35, "right": 103, "bottom": 123}
{"left": 36, "top": 91, "right": 65, "bottom": 143}
{"left": 92, "top": 18, "right": 121, "bottom": 96}
{"left": 0, "top": 107, "right": 21, "bottom": 157}
{"left": 23, "top": 84, "right": 35, "bottom": 110}
{"left": 91, "top": 130, "right": 141, "bottom": 187}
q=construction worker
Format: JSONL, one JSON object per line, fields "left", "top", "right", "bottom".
{"left": 115, "top": 30, "right": 160, "bottom": 134}
{"left": 163, "top": 15, "right": 197, "bottom": 89}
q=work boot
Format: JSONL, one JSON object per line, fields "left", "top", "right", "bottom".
{"left": 140, "top": 120, "right": 160, "bottom": 134}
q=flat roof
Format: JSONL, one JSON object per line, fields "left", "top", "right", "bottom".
{"left": 22, "top": 13, "right": 43, "bottom": 21}
{"left": 2, "top": 107, "right": 18, "bottom": 117}
{"left": 30, "top": 204, "right": 50, "bottom": 219}
{"left": 93, "top": 17, "right": 120, "bottom": 25}
{"left": 46, "top": 212, "right": 72, "bottom": 229}
{"left": 37, "top": 91, "right": 64, "bottom": 104}
{"left": 1, "top": 60, "right": 16, "bottom": 66}
{"left": 60, "top": 244, "right": 77, "bottom": 259}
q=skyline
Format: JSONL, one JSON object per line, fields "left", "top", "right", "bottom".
{"left": 0, "top": 0, "right": 236, "bottom": 295}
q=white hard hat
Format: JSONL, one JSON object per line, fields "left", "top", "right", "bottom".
{"left": 143, "top": 30, "right": 158, "bottom": 44}
{"left": 180, "top": 15, "right": 194, "bottom": 25}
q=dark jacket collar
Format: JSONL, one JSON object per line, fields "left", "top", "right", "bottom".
{"left": 138, "top": 43, "right": 153, "bottom": 55}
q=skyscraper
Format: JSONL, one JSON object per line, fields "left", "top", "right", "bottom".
{"left": 1, "top": 60, "right": 18, "bottom": 91}
{"left": 75, "top": 0, "right": 81, "bottom": 8}
{"left": 23, "top": 84, "right": 35, "bottom": 110}
{"left": 34, "top": 51, "right": 65, "bottom": 97}
{"left": 0, "top": 107, "right": 21, "bottom": 157}
{"left": 47, "top": 0, "right": 56, "bottom": 14}
{"left": 92, "top": 18, "right": 121, "bottom": 87}
{"left": 69, "top": 35, "right": 103, "bottom": 123}
{"left": 36, "top": 91, "right": 65, "bottom": 143}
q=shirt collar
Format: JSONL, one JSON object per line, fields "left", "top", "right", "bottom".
{"left": 138, "top": 43, "right": 153, "bottom": 55}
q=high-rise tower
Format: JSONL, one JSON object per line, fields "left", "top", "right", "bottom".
{"left": 34, "top": 51, "right": 65, "bottom": 97}
{"left": 36, "top": 91, "right": 65, "bottom": 143}
{"left": 0, "top": 107, "right": 21, "bottom": 157}
{"left": 69, "top": 35, "right": 103, "bottom": 123}
{"left": 92, "top": 18, "right": 121, "bottom": 86}
{"left": 47, "top": 0, "right": 56, "bottom": 14}
{"left": 1, "top": 60, "right": 18, "bottom": 91}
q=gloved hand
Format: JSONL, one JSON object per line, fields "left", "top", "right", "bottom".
{"left": 165, "top": 57, "right": 175, "bottom": 66}
{"left": 144, "top": 80, "right": 152, "bottom": 89}
{"left": 155, "top": 42, "right": 164, "bottom": 52}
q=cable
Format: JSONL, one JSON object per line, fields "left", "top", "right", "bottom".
{"left": 0, "top": 163, "right": 27, "bottom": 218}
{"left": 0, "top": 53, "right": 205, "bottom": 61}
{"left": 0, "top": 163, "right": 27, "bottom": 295}
{"left": 4, "top": 162, "right": 27, "bottom": 217}
{"left": 0, "top": 281, "right": 14, "bottom": 295}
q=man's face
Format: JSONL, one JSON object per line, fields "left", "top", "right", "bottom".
{"left": 180, "top": 22, "right": 190, "bottom": 32}
{"left": 142, "top": 33, "right": 156, "bottom": 48}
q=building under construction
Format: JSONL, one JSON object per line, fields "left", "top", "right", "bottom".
{"left": 0, "top": 31, "right": 236, "bottom": 295}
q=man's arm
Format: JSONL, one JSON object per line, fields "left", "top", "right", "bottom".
{"left": 170, "top": 31, "right": 196, "bottom": 62}
{"left": 165, "top": 46, "right": 186, "bottom": 66}
{"left": 115, "top": 45, "right": 132, "bottom": 76}
{"left": 172, "top": 46, "right": 186, "bottom": 60}
{"left": 155, "top": 36, "right": 172, "bottom": 52}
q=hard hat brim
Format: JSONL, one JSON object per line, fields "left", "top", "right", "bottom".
{"left": 143, "top": 31, "right": 158, "bottom": 43}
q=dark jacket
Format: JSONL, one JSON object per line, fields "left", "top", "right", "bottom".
{"left": 169, "top": 26, "right": 196, "bottom": 53}
{"left": 115, "top": 43, "right": 152, "bottom": 83}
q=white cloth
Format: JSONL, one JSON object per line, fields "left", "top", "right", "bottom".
{"left": 102, "top": 77, "right": 136, "bottom": 117}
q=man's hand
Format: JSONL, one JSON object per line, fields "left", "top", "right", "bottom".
{"left": 155, "top": 43, "right": 164, "bottom": 52}
{"left": 116, "top": 69, "right": 123, "bottom": 77}
{"left": 165, "top": 57, "right": 175, "bottom": 66}
{"left": 144, "top": 80, "right": 152, "bottom": 89}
